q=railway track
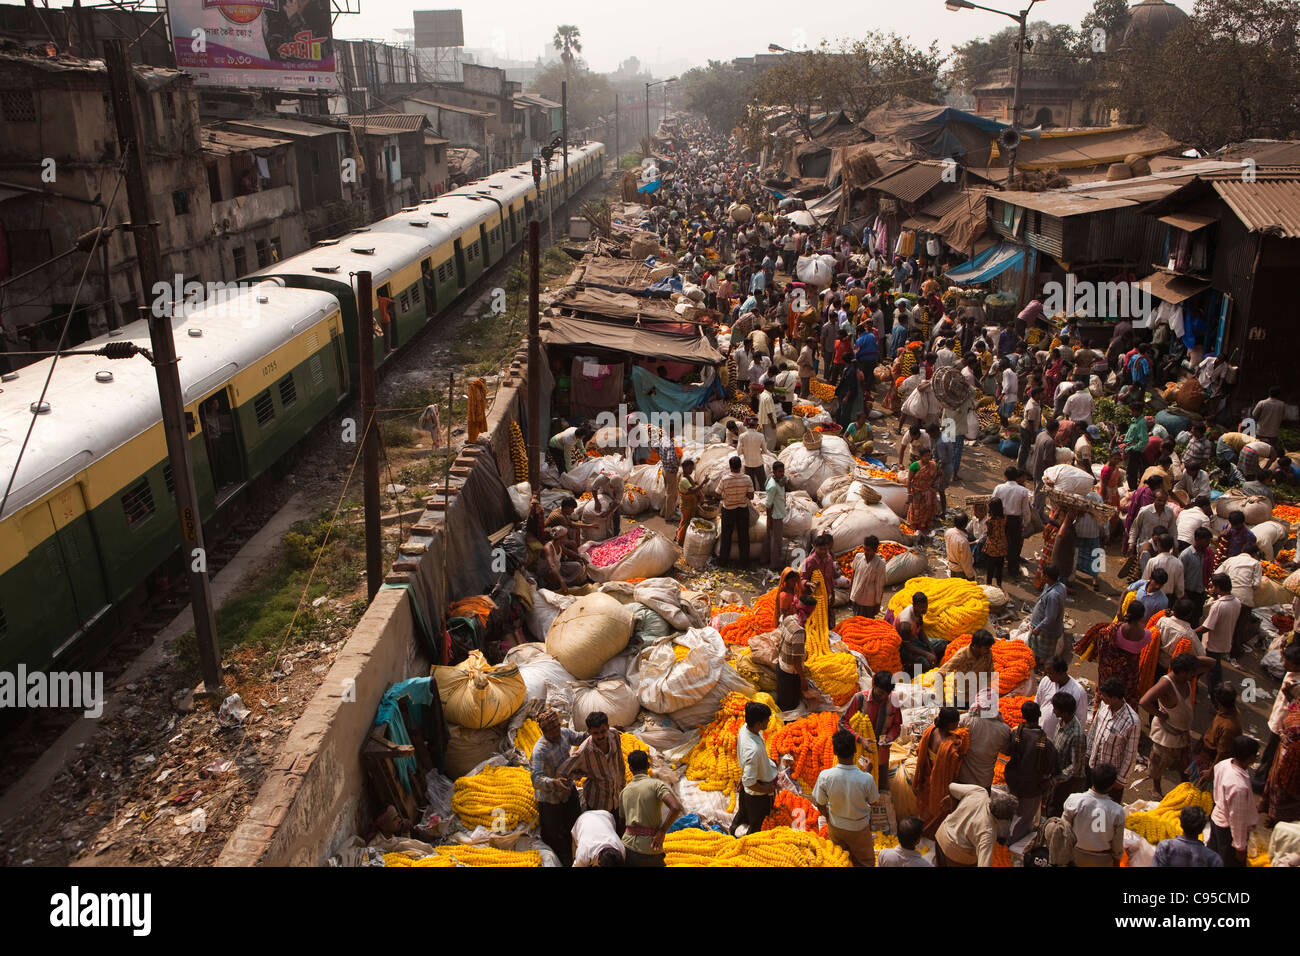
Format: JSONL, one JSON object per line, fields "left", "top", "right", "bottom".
{"left": 0, "top": 172, "right": 607, "bottom": 794}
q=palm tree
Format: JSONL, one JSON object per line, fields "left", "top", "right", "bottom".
{"left": 552, "top": 24, "right": 582, "bottom": 78}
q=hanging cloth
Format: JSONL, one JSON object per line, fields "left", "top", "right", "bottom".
{"left": 466, "top": 378, "right": 488, "bottom": 443}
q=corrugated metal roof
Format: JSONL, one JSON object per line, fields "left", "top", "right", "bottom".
{"left": 200, "top": 126, "right": 291, "bottom": 156}
{"left": 345, "top": 112, "right": 428, "bottom": 135}
{"left": 403, "top": 98, "right": 494, "bottom": 118}
{"left": 1142, "top": 271, "right": 1210, "bottom": 304}
{"left": 866, "top": 162, "right": 948, "bottom": 203}
{"left": 992, "top": 190, "right": 1140, "bottom": 217}
{"left": 1212, "top": 179, "right": 1300, "bottom": 238}
{"left": 1158, "top": 212, "right": 1216, "bottom": 231}
{"left": 225, "top": 116, "right": 343, "bottom": 139}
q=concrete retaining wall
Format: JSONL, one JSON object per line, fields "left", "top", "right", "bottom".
{"left": 218, "top": 345, "right": 534, "bottom": 867}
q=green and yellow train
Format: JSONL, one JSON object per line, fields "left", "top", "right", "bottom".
{"left": 0, "top": 142, "right": 606, "bottom": 672}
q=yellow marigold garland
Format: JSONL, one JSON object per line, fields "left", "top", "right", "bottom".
{"left": 664, "top": 825, "right": 850, "bottom": 867}
{"left": 887, "top": 576, "right": 990, "bottom": 641}
{"left": 450, "top": 765, "right": 538, "bottom": 830}
{"left": 383, "top": 845, "right": 542, "bottom": 868}
{"left": 1124, "top": 782, "right": 1213, "bottom": 845}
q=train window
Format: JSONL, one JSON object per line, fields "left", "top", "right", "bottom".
{"left": 411, "top": 283, "right": 421, "bottom": 305}
{"left": 0, "top": 604, "right": 6, "bottom": 636}
{"left": 232, "top": 246, "right": 247, "bottom": 277}
{"left": 309, "top": 354, "right": 325, "bottom": 388}
{"left": 121, "top": 479, "right": 156, "bottom": 528}
{"left": 254, "top": 389, "right": 275, "bottom": 427}
{"left": 277, "top": 374, "right": 297, "bottom": 409}
{"left": 163, "top": 463, "right": 175, "bottom": 496}
{"left": 398, "top": 292, "right": 410, "bottom": 312}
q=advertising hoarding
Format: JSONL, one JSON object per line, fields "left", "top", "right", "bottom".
{"left": 169, "top": 0, "right": 337, "bottom": 90}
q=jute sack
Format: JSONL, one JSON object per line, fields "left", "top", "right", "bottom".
{"left": 546, "top": 593, "right": 634, "bottom": 679}
{"left": 433, "top": 651, "right": 526, "bottom": 729}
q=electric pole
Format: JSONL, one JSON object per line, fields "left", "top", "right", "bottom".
{"left": 104, "top": 40, "right": 222, "bottom": 695}
{"left": 355, "top": 271, "right": 382, "bottom": 600}
{"left": 613, "top": 94, "right": 620, "bottom": 169}
{"left": 527, "top": 159, "right": 542, "bottom": 488}
{"left": 561, "top": 80, "right": 569, "bottom": 204}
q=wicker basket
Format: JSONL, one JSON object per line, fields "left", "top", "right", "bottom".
{"left": 1047, "top": 488, "right": 1116, "bottom": 521}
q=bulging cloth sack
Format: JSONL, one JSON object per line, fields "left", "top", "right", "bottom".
{"left": 580, "top": 526, "right": 680, "bottom": 583}
{"left": 546, "top": 592, "right": 634, "bottom": 680}
{"left": 813, "top": 501, "right": 904, "bottom": 550}
{"left": 779, "top": 433, "right": 854, "bottom": 493}
{"left": 630, "top": 627, "right": 732, "bottom": 713}
{"left": 573, "top": 678, "right": 640, "bottom": 728}
{"left": 432, "top": 650, "right": 526, "bottom": 729}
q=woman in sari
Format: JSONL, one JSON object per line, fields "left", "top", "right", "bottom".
{"left": 1042, "top": 348, "right": 1066, "bottom": 399}
{"left": 1262, "top": 701, "right": 1300, "bottom": 824}
{"left": 1099, "top": 449, "right": 1125, "bottom": 541}
{"left": 906, "top": 447, "right": 941, "bottom": 535}
{"left": 913, "top": 707, "right": 969, "bottom": 837}
{"left": 1096, "top": 601, "right": 1151, "bottom": 710}
{"left": 776, "top": 567, "right": 802, "bottom": 622}
{"left": 834, "top": 361, "right": 866, "bottom": 429}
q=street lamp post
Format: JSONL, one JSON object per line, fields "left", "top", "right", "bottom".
{"left": 945, "top": 0, "right": 1042, "bottom": 171}
{"left": 644, "top": 77, "right": 677, "bottom": 155}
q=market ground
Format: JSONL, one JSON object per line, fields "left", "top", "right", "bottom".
{"left": 635, "top": 382, "right": 1279, "bottom": 824}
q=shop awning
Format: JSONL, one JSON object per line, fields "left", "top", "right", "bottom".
{"left": 1157, "top": 212, "right": 1216, "bottom": 232}
{"left": 541, "top": 314, "right": 722, "bottom": 365}
{"left": 1142, "top": 271, "right": 1211, "bottom": 304}
{"left": 944, "top": 242, "right": 1025, "bottom": 284}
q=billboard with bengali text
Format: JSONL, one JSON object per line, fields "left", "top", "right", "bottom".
{"left": 167, "top": 0, "right": 336, "bottom": 90}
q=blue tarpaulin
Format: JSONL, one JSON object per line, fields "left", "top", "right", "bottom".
{"left": 374, "top": 677, "right": 437, "bottom": 789}
{"left": 631, "top": 365, "right": 722, "bottom": 417}
{"left": 647, "top": 275, "right": 684, "bottom": 296}
{"left": 637, "top": 179, "right": 662, "bottom": 194}
{"left": 944, "top": 242, "right": 1026, "bottom": 284}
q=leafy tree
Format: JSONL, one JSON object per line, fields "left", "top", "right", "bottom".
{"left": 1078, "top": 0, "right": 1132, "bottom": 56}
{"left": 945, "top": 20, "right": 1080, "bottom": 95}
{"left": 1115, "top": 0, "right": 1300, "bottom": 147}
{"left": 680, "top": 60, "right": 751, "bottom": 132}
{"left": 535, "top": 62, "right": 611, "bottom": 132}
{"left": 552, "top": 25, "right": 582, "bottom": 77}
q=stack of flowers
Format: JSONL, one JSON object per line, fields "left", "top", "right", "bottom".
{"left": 836, "top": 542, "right": 907, "bottom": 580}
{"left": 793, "top": 404, "right": 822, "bottom": 417}
{"left": 766, "top": 711, "right": 842, "bottom": 791}
{"left": 1125, "top": 782, "right": 1213, "bottom": 844}
{"left": 888, "top": 578, "right": 990, "bottom": 641}
{"left": 513, "top": 718, "right": 541, "bottom": 758}
{"left": 685, "top": 692, "right": 782, "bottom": 810}
{"left": 761, "top": 790, "right": 824, "bottom": 834}
{"left": 837, "top": 617, "right": 903, "bottom": 673}
{"left": 805, "top": 652, "right": 860, "bottom": 705}
{"left": 1262, "top": 561, "right": 1289, "bottom": 581}
{"left": 383, "top": 845, "right": 542, "bottom": 867}
{"left": 621, "top": 732, "right": 651, "bottom": 783}
{"left": 1272, "top": 503, "right": 1300, "bottom": 524}
{"left": 720, "top": 589, "right": 778, "bottom": 646}
{"left": 1277, "top": 548, "right": 1295, "bottom": 565}
{"left": 664, "top": 826, "right": 850, "bottom": 867}
{"left": 998, "top": 695, "right": 1035, "bottom": 729}
{"left": 586, "top": 526, "right": 646, "bottom": 568}
{"left": 450, "top": 765, "right": 538, "bottom": 830}
{"left": 939, "top": 632, "right": 1036, "bottom": 693}
{"left": 855, "top": 464, "right": 904, "bottom": 482}
{"left": 809, "top": 379, "right": 837, "bottom": 403}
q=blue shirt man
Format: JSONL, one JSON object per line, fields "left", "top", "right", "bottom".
{"left": 854, "top": 329, "right": 878, "bottom": 364}
{"left": 750, "top": 270, "right": 766, "bottom": 295}
{"left": 888, "top": 321, "right": 908, "bottom": 359}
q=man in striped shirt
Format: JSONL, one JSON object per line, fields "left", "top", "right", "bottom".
{"left": 1047, "top": 692, "right": 1086, "bottom": 817}
{"left": 559, "top": 711, "right": 627, "bottom": 823}
{"left": 717, "top": 456, "right": 755, "bottom": 569}
{"left": 1086, "top": 677, "right": 1140, "bottom": 801}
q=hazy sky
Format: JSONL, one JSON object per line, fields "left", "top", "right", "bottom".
{"left": 326, "top": 0, "right": 1195, "bottom": 72}
{"left": 40, "top": 1, "right": 1193, "bottom": 74}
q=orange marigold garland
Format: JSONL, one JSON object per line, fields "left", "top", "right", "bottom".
{"left": 836, "top": 543, "right": 907, "bottom": 580}
{"left": 1272, "top": 503, "right": 1300, "bottom": 524}
{"left": 766, "top": 711, "right": 842, "bottom": 792}
{"left": 762, "top": 790, "right": 825, "bottom": 834}
{"left": 999, "top": 695, "right": 1034, "bottom": 729}
{"left": 720, "top": 589, "right": 779, "bottom": 646}
{"left": 939, "top": 634, "right": 1035, "bottom": 694}
{"left": 837, "top": 617, "right": 904, "bottom": 673}
{"left": 1262, "top": 561, "right": 1289, "bottom": 581}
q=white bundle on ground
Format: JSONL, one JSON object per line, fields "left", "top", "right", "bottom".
{"left": 885, "top": 549, "right": 930, "bottom": 585}
{"left": 813, "top": 501, "right": 904, "bottom": 550}
{"left": 560, "top": 454, "right": 633, "bottom": 494}
{"left": 865, "top": 479, "right": 911, "bottom": 518}
{"left": 506, "top": 643, "right": 578, "bottom": 708}
{"left": 795, "top": 254, "right": 834, "bottom": 286}
{"left": 684, "top": 518, "right": 717, "bottom": 569}
{"left": 630, "top": 628, "right": 731, "bottom": 713}
{"left": 783, "top": 490, "right": 818, "bottom": 540}
{"left": 507, "top": 481, "right": 532, "bottom": 520}
{"left": 573, "top": 678, "right": 640, "bottom": 728}
{"left": 633, "top": 577, "right": 703, "bottom": 631}
{"left": 628, "top": 462, "right": 667, "bottom": 512}
{"left": 580, "top": 526, "right": 680, "bottom": 583}
{"left": 778, "top": 433, "right": 854, "bottom": 493}
{"left": 667, "top": 666, "right": 752, "bottom": 729}
{"left": 678, "top": 776, "right": 734, "bottom": 829}
{"left": 1043, "top": 463, "right": 1096, "bottom": 495}
{"left": 526, "top": 585, "right": 573, "bottom": 642}
{"left": 546, "top": 592, "right": 634, "bottom": 679}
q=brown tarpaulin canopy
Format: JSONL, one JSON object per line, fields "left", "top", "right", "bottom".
{"left": 550, "top": 288, "right": 689, "bottom": 322}
{"left": 562, "top": 257, "right": 654, "bottom": 294}
{"left": 541, "top": 314, "right": 722, "bottom": 365}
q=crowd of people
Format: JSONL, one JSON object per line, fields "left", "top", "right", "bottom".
{"left": 518, "top": 120, "right": 1298, "bottom": 867}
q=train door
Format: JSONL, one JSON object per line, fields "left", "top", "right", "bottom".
{"left": 479, "top": 224, "right": 490, "bottom": 266}
{"left": 509, "top": 206, "right": 518, "bottom": 245}
{"left": 453, "top": 238, "right": 466, "bottom": 287}
{"left": 421, "top": 257, "right": 436, "bottom": 318}
{"left": 46, "top": 484, "right": 110, "bottom": 645}
{"left": 200, "top": 392, "right": 243, "bottom": 503}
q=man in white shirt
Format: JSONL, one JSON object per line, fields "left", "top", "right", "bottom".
{"left": 849, "top": 535, "right": 887, "bottom": 617}
{"left": 571, "top": 809, "right": 626, "bottom": 867}
{"left": 945, "top": 513, "right": 976, "bottom": 579}
{"left": 1062, "top": 765, "right": 1126, "bottom": 866}
{"left": 746, "top": 347, "right": 771, "bottom": 387}
{"left": 1035, "top": 656, "right": 1089, "bottom": 740}
{"left": 1196, "top": 573, "right": 1241, "bottom": 690}
{"left": 1145, "top": 533, "right": 1185, "bottom": 599}
{"left": 736, "top": 421, "right": 767, "bottom": 491}
{"left": 811, "top": 729, "right": 880, "bottom": 867}
{"left": 876, "top": 815, "right": 933, "bottom": 867}
{"left": 756, "top": 382, "right": 781, "bottom": 450}
{"left": 1063, "top": 382, "right": 1094, "bottom": 425}
{"left": 997, "top": 360, "right": 1018, "bottom": 425}
{"left": 732, "top": 699, "right": 777, "bottom": 835}
{"left": 1176, "top": 495, "right": 1215, "bottom": 547}
{"left": 1157, "top": 597, "right": 1205, "bottom": 668}
{"left": 993, "top": 466, "right": 1032, "bottom": 577}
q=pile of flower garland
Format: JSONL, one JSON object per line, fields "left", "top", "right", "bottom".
{"left": 719, "top": 589, "right": 779, "bottom": 646}
{"left": 1278, "top": 548, "right": 1295, "bottom": 565}
{"left": 837, "top": 617, "right": 903, "bottom": 673}
{"left": 998, "top": 695, "right": 1034, "bottom": 729}
{"left": 1262, "top": 561, "right": 1289, "bottom": 581}
{"left": 1272, "top": 503, "right": 1300, "bottom": 524}
{"left": 514, "top": 718, "right": 541, "bottom": 758}
{"left": 685, "top": 692, "right": 782, "bottom": 808}
{"left": 384, "top": 845, "right": 542, "bottom": 867}
{"left": 889, "top": 578, "right": 990, "bottom": 641}
{"left": 1125, "top": 783, "right": 1213, "bottom": 844}
{"left": 586, "top": 526, "right": 646, "bottom": 567}
{"left": 761, "top": 790, "right": 824, "bottom": 834}
{"left": 664, "top": 826, "right": 850, "bottom": 867}
{"left": 805, "top": 652, "right": 859, "bottom": 705}
{"left": 508, "top": 421, "right": 528, "bottom": 483}
{"left": 809, "top": 379, "right": 838, "bottom": 403}
{"left": 939, "top": 633, "right": 1036, "bottom": 693}
{"left": 450, "top": 765, "right": 538, "bottom": 830}
{"left": 835, "top": 542, "right": 907, "bottom": 580}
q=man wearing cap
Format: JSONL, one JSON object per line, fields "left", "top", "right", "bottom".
{"left": 529, "top": 709, "right": 586, "bottom": 866}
